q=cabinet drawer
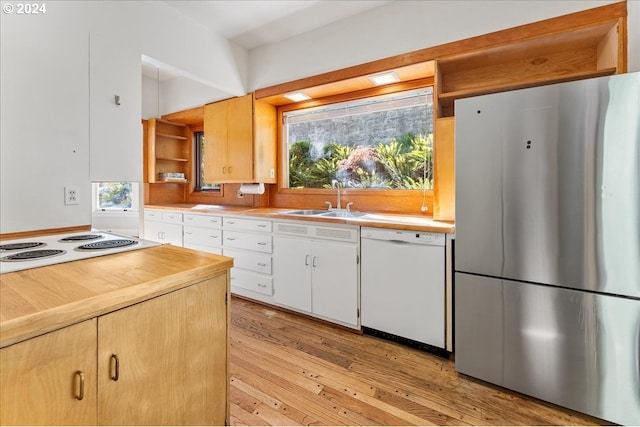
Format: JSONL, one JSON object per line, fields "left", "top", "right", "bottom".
{"left": 183, "top": 226, "right": 222, "bottom": 247}
{"left": 144, "top": 209, "right": 162, "bottom": 221}
{"left": 223, "top": 231, "right": 272, "bottom": 253}
{"left": 230, "top": 268, "right": 273, "bottom": 296}
{"left": 183, "top": 242, "right": 222, "bottom": 255}
{"left": 162, "top": 211, "right": 183, "bottom": 224}
{"left": 144, "top": 209, "right": 183, "bottom": 224}
{"left": 223, "top": 248, "right": 271, "bottom": 274}
{"left": 183, "top": 214, "right": 222, "bottom": 228}
{"left": 223, "top": 217, "right": 272, "bottom": 232}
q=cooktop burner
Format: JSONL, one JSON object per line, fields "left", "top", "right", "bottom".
{"left": 1, "top": 231, "right": 159, "bottom": 274}
{"left": 76, "top": 239, "right": 137, "bottom": 251}
{"left": 59, "top": 234, "right": 103, "bottom": 242}
{"left": 1, "top": 249, "right": 66, "bottom": 262}
{"left": 0, "top": 242, "right": 46, "bottom": 251}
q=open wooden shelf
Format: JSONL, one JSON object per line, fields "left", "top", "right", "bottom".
{"left": 435, "top": 19, "right": 622, "bottom": 117}
{"left": 438, "top": 67, "right": 617, "bottom": 106}
{"left": 145, "top": 118, "right": 192, "bottom": 184}
{"left": 156, "top": 132, "right": 188, "bottom": 140}
{"left": 157, "top": 157, "right": 189, "bottom": 162}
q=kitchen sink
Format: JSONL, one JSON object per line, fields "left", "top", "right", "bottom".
{"left": 320, "top": 211, "right": 369, "bottom": 218}
{"left": 282, "top": 209, "right": 369, "bottom": 219}
{"left": 283, "top": 209, "right": 329, "bottom": 216}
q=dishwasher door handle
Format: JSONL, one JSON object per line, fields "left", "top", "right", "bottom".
{"left": 363, "top": 238, "right": 411, "bottom": 245}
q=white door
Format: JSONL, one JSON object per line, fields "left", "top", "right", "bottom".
{"left": 143, "top": 221, "right": 182, "bottom": 246}
{"left": 311, "top": 241, "right": 359, "bottom": 327}
{"left": 273, "top": 235, "right": 312, "bottom": 312}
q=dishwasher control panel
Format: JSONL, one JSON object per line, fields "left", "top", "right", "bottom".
{"left": 361, "top": 227, "right": 445, "bottom": 246}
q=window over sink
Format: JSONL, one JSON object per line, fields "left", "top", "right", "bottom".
{"left": 282, "top": 87, "right": 433, "bottom": 190}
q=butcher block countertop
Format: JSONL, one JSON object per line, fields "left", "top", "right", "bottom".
{"left": 0, "top": 245, "right": 233, "bottom": 349}
{"left": 147, "top": 204, "right": 456, "bottom": 234}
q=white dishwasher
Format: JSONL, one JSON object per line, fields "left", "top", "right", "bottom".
{"left": 360, "top": 226, "right": 446, "bottom": 349}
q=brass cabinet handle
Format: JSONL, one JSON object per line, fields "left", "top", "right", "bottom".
{"left": 222, "top": 166, "right": 227, "bottom": 173}
{"left": 74, "top": 370, "right": 85, "bottom": 400}
{"left": 110, "top": 354, "right": 119, "bottom": 381}
{"left": 228, "top": 166, "right": 232, "bottom": 173}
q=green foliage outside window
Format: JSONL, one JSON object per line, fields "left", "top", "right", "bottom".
{"left": 98, "top": 182, "right": 132, "bottom": 209}
{"left": 289, "top": 132, "right": 432, "bottom": 189}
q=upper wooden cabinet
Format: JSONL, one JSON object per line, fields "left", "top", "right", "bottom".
{"left": 145, "top": 118, "right": 191, "bottom": 183}
{"left": 434, "top": 19, "right": 624, "bottom": 117}
{"left": 204, "top": 94, "right": 277, "bottom": 184}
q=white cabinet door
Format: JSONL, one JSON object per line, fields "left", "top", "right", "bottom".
{"left": 143, "top": 221, "right": 182, "bottom": 246}
{"left": 143, "top": 220, "right": 163, "bottom": 243}
{"left": 273, "top": 232, "right": 359, "bottom": 327}
{"left": 89, "top": 33, "right": 141, "bottom": 182}
{"left": 311, "top": 241, "right": 359, "bottom": 327}
{"left": 273, "top": 235, "right": 312, "bottom": 312}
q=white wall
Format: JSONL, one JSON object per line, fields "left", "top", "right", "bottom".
{"left": 0, "top": 1, "right": 245, "bottom": 234}
{"left": 248, "top": 0, "right": 638, "bottom": 90}
{"left": 161, "top": 77, "right": 231, "bottom": 116}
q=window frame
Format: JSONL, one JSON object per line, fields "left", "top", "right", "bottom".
{"left": 92, "top": 182, "right": 140, "bottom": 212}
{"left": 276, "top": 79, "right": 435, "bottom": 198}
{"left": 192, "top": 130, "right": 221, "bottom": 193}
{"left": 280, "top": 85, "right": 435, "bottom": 191}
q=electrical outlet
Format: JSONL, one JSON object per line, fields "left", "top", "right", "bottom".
{"left": 64, "top": 186, "right": 79, "bottom": 205}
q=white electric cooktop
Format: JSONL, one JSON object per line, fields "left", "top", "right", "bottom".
{"left": 0, "top": 231, "right": 160, "bottom": 274}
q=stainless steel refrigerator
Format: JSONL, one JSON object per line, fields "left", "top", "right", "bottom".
{"left": 454, "top": 72, "right": 640, "bottom": 425}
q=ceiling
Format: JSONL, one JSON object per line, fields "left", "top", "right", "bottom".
{"left": 161, "top": 0, "right": 392, "bottom": 50}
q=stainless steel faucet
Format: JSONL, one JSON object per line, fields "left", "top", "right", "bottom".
{"left": 332, "top": 180, "right": 342, "bottom": 210}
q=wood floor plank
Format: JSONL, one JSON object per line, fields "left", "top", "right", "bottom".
{"left": 231, "top": 359, "right": 353, "bottom": 426}
{"left": 318, "top": 385, "right": 413, "bottom": 426}
{"left": 229, "top": 297, "right": 603, "bottom": 426}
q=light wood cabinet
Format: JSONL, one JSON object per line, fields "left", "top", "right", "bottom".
{"left": 98, "top": 276, "right": 228, "bottom": 426}
{"left": 433, "top": 117, "right": 455, "bottom": 221}
{"left": 0, "top": 319, "right": 98, "bottom": 426}
{"left": 0, "top": 275, "right": 229, "bottom": 426}
{"left": 434, "top": 20, "right": 623, "bottom": 118}
{"left": 203, "top": 94, "right": 277, "bottom": 183}
{"left": 145, "top": 118, "right": 191, "bottom": 183}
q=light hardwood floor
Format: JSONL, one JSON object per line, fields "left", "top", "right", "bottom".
{"left": 229, "top": 297, "right": 604, "bottom": 426}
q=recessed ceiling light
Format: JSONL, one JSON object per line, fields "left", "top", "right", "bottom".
{"left": 369, "top": 71, "right": 400, "bottom": 86}
{"left": 284, "top": 92, "right": 311, "bottom": 102}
